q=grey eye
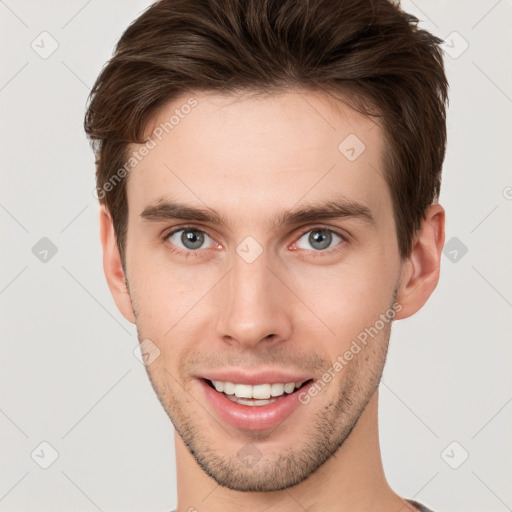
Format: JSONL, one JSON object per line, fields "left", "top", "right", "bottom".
{"left": 296, "top": 229, "right": 342, "bottom": 251}
{"left": 168, "top": 229, "right": 212, "bottom": 250}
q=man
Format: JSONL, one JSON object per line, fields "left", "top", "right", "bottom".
{"left": 84, "top": 0, "right": 447, "bottom": 510}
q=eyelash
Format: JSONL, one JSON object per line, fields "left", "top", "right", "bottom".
{"left": 162, "top": 225, "right": 347, "bottom": 259}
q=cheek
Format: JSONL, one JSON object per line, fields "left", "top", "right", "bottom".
{"left": 289, "top": 258, "right": 396, "bottom": 344}
{"left": 128, "top": 253, "right": 211, "bottom": 336}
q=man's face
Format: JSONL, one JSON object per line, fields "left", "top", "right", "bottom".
{"left": 123, "top": 90, "right": 403, "bottom": 491}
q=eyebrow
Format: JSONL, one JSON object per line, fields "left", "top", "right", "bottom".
{"left": 140, "top": 198, "right": 376, "bottom": 230}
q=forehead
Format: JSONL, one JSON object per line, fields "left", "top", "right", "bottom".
{"left": 125, "top": 89, "right": 391, "bottom": 228}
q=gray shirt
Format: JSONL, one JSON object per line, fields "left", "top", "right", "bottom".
{"left": 408, "top": 499, "right": 435, "bottom": 511}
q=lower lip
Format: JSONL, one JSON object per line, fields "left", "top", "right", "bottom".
{"left": 198, "top": 379, "right": 313, "bottom": 431}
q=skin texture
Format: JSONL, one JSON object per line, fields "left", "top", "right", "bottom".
{"left": 100, "top": 89, "right": 445, "bottom": 512}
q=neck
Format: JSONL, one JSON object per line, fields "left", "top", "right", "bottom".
{"left": 174, "top": 389, "right": 410, "bottom": 512}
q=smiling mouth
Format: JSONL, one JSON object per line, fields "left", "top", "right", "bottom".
{"left": 203, "top": 378, "right": 314, "bottom": 406}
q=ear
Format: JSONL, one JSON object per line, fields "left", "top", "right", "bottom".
{"left": 99, "top": 206, "right": 136, "bottom": 324}
{"left": 394, "top": 203, "right": 445, "bottom": 320}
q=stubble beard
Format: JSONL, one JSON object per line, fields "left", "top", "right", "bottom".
{"left": 136, "top": 313, "right": 393, "bottom": 492}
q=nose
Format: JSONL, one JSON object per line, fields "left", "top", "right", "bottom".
{"left": 215, "top": 248, "right": 293, "bottom": 350}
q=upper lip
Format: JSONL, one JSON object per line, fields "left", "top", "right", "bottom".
{"left": 196, "top": 369, "right": 314, "bottom": 386}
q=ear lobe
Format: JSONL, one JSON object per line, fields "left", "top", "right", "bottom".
{"left": 99, "top": 206, "right": 136, "bottom": 324}
{"left": 394, "top": 203, "right": 445, "bottom": 320}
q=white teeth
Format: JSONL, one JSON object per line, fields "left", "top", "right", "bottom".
{"left": 234, "top": 384, "right": 253, "bottom": 398}
{"left": 223, "top": 381, "right": 235, "bottom": 395}
{"left": 284, "top": 382, "right": 296, "bottom": 394}
{"left": 253, "top": 384, "right": 272, "bottom": 399}
{"left": 271, "top": 383, "right": 285, "bottom": 397}
{"left": 226, "top": 395, "right": 277, "bottom": 406}
{"left": 210, "top": 380, "right": 306, "bottom": 399}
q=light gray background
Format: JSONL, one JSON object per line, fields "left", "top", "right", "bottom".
{"left": 1, "top": 1, "right": 511, "bottom": 511}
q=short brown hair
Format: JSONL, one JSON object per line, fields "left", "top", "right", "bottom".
{"left": 84, "top": 0, "right": 449, "bottom": 268}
